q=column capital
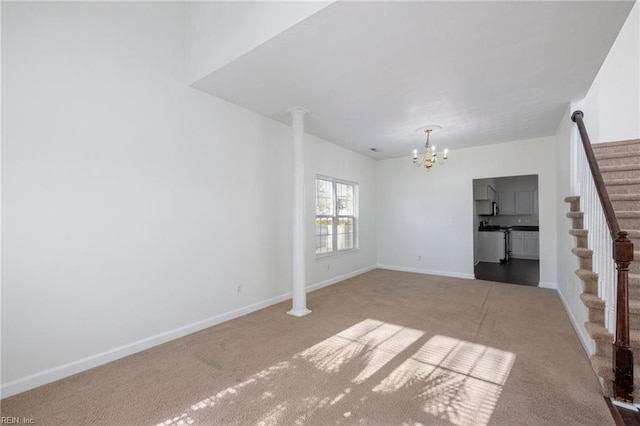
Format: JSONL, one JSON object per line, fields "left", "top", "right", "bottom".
{"left": 286, "top": 106, "right": 310, "bottom": 118}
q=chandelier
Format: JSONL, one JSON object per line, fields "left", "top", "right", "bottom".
{"left": 412, "top": 126, "right": 448, "bottom": 170}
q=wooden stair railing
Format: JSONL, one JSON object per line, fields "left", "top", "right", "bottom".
{"left": 572, "top": 110, "right": 635, "bottom": 403}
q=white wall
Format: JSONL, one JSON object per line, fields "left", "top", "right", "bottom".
{"left": 581, "top": 1, "right": 639, "bottom": 144}
{"left": 188, "top": 1, "right": 333, "bottom": 84}
{"left": 376, "top": 137, "right": 558, "bottom": 287}
{"left": 1, "top": 2, "right": 375, "bottom": 397}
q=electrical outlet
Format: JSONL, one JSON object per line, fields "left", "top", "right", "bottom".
{"left": 236, "top": 285, "right": 242, "bottom": 294}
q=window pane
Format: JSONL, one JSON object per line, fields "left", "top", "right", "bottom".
{"left": 315, "top": 217, "right": 333, "bottom": 254}
{"left": 337, "top": 217, "right": 354, "bottom": 250}
{"left": 316, "top": 179, "right": 334, "bottom": 215}
{"left": 336, "top": 182, "right": 354, "bottom": 215}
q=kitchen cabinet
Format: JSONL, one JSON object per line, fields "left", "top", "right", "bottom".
{"left": 474, "top": 185, "right": 496, "bottom": 201}
{"left": 516, "top": 191, "right": 533, "bottom": 214}
{"left": 510, "top": 232, "right": 524, "bottom": 256}
{"left": 498, "top": 191, "right": 533, "bottom": 215}
{"left": 510, "top": 231, "right": 539, "bottom": 259}
{"left": 499, "top": 192, "right": 516, "bottom": 214}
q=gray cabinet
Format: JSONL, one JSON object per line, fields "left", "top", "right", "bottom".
{"left": 515, "top": 191, "right": 533, "bottom": 214}
{"left": 499, "top": 192, "right": 516, "bottom": 214}
{"left": 499, "top": 191, "right": 533, "bottom": 215}
{"left": 510, "top": 232, "right": 524, "bottom": 256}
{"left": 474, "top": 185, "right": 496, "bottom": 201}
{"left": 510, "top": 231, "right": 539, "bottom": 259}
{"left": 524, "top": 233, "right": 540, "bottom": 258}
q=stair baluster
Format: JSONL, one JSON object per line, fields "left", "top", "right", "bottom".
{"left": 572, "top": 110, "right": 634, "bottom": 404}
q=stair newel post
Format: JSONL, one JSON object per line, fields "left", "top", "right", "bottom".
{"left": 614, "top": 231, "right": 634, "bottom": 403}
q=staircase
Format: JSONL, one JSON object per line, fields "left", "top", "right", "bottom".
{"left": 566, "top": 138, "right": 640, "bottom": 402}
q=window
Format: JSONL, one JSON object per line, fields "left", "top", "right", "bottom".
{"left": 315, "top": 176, "right": 358, "bottom": 255}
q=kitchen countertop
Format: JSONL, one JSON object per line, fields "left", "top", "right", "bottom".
{"left": 510, "top": 226, "right": 539, "bottom": 231}
{"left": 479, "top": 225, "right": 539, "bottom": 232}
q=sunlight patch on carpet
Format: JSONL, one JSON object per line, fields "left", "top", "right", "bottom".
{"left": 157, "top": 321, "right": 515, "bottom": 426}
{"left": 297, "top": 318, "right": 425, "bottom": 383}
{"left": 373, "top": 335, "right": 515, "bottom": 426}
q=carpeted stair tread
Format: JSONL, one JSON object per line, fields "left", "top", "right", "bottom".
{"left": 611, "top": 194, "right": 640, "bottom": 201}
{"left": 572, "top": 247, "right": 593, "bottom": 258}
{"left": 595, "top": 151, "right": 640, "bottom": 160}
{"left": 629, "top": 330, "right": 640, "bottom": 348}
{"left": 585, "top": 323, "right": 640, "bottom": 349}
{"left": 601, "top": 164, "right": 640, "bottom": 173}
{"left": 580, "top": 293, "right": 605, "bottom": 309}
{"left": 564, "top": 195, "right": 581, "bottom": 203}
{"left": 591, "top": 354, "right": 614, "bottom": 380}
{"left": 603, "top": 177, "right": 640, "bottom": 186}
{"left": 566, "top": 211, "right": 584, "bottom": 219}
{"left": 616, "top": 211, "right": 640, "bottom": 218}
{"left": 575, "top": 269, "right": 598, "bottom": 294}
{"left": 585, "top": 322, "right": 613, "bottom": 342}
{"left": 576, "top": 268, "right": 598, "bottom": 281}
{"left": 592, "top": 138, "right": 640, "bottom": 150}
{"left": 630, "top": 299, "right": 640, "bottom": 314}
{"left": 611, "top": 194, "right": 640, "bottom": 211}
{"left": 569, "top": 229, "right": 588, "bottom": 237}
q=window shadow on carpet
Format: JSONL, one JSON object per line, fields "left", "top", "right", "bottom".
{"left": 157, "top": 319, "right": 515, "bottom": 426}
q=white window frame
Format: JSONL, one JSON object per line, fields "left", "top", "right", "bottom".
{"left": 315, "top": 175, "right": 358, "bottom": 257}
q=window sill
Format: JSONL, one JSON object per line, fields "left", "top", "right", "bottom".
{"left": 315, "top": 248, "right": 360, "bottom": 260}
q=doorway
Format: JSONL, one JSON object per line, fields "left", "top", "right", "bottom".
{"left": 473, "top": 175, "right": 540, "bottom": 286}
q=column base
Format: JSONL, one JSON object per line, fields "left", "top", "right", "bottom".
{"left": 287, "top": 308, "right": 312, "bottom": 317}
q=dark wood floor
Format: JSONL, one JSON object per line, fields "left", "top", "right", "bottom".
{"left": 474, "top": 258, "right": 539, "bottom": 286}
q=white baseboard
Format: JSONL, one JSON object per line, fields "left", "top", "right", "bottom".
{"left": 376, "top": 264, "right": 475, "bottom": 280}
{"left": 538, "top": 281, "right": 558, "bottom": 289}
{"left": 0, "top": 291, "right": 294, "bottom": 399}
{"left": 1, "top": 266, "right": 378, "bottom": 399}
{"left": 557, "top": 286, "right": 594, "bottom": 356}
{"left": 307, "top": 264, "right": 377, "bottom": 293}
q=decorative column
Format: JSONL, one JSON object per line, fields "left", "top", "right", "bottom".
{"left": 287, "top": 106, "right": 312, "bottom": 317}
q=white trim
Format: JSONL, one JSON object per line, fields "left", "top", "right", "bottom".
{"left": 611, "top": 398, "right": 640, "bottom": 411}
{"left": 538, "top": 281, "right": 558, "bottom": 289}
{"left": 307, "top": 265, "right": 377, "bottom": 292}
{"left": 0, "top": 291, "right": 293, "bottom": 399}
{"left": 376, "top": 264, "right": 475, "bottom": 280}
{"left": 557, "top": 286, "right": 594, "bottom": 356}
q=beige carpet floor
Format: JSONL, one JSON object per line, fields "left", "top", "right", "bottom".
{"left": 1, "top": 270, "right": 614, "bottom": 425}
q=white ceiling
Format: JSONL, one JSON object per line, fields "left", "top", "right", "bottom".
{"left": 192, "top": 1, "right": 635, "bottom": 159}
